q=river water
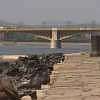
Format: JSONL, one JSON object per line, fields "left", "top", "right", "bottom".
{"left": 0, "top": 42, "right": 91, "bottom": 55}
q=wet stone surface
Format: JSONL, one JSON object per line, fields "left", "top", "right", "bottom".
{"left": 0, "top": 53, "right": 65, "bottom": 100}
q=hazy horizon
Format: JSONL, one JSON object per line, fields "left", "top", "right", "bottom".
{"left": 0, "top": 0, "right": 98, "bottom": 25}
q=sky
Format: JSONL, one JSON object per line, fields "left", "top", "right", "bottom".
{"left": 0, "top": 0, "right": 98, "bottom": 25}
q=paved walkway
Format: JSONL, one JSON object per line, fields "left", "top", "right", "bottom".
{"left": 43, "top": 54, "right": 100, "bottom": 100}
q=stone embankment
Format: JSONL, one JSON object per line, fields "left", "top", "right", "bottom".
{"left": 0, "top": 53, "right": 65, "bottom": 100}
{"left": 41, "top": 53, "right": 100, "bottom": 100}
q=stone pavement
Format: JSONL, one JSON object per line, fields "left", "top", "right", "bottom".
{"left": 42, "top": 54, "right": 100, "bottom": 100}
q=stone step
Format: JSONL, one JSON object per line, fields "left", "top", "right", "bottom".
{"left": 53, "top": 66, "right": 100, "bottom": 70}
{"left": 54, "top": 63, "right": 99, "bottom": 67}
{"left": 54, "top": 66, "right": 100, "bottom": 70}
{"left": 44, "top": 95, "right": 82, "bottom": 100}
{"left": 44, "top": 95, "right": 100, "bottom": 100}
{"left": 50, "top": 72, "right": 100, "bottom": 78}
{"left": 46, "top": 88, "right": 82, "bottom": 96}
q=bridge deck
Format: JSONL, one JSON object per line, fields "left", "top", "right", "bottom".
{"left": 0, "top": 26, "right": 99, "bottom": 32}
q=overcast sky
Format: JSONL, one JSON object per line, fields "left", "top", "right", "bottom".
{"left": 0, "top": 0, "right": 98, "bottom": 24}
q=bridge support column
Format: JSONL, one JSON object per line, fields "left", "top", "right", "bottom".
{"left": 90, "top": 32, "right": 100, "bottom": 56}
{"left": 51, "top": 28, "right": 61, "bottom": 48}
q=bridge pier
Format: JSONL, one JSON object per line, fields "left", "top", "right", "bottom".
{"left": 51, "top": 28, "right": 61, "bottom": 48}
{"left": 90, "top": 32, "right": 100, "bottom": 56}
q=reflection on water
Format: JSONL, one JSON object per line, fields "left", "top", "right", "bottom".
{"left": 0, "top": 42, "right": 90, "bottom": 55}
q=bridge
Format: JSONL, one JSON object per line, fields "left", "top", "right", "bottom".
{"left": 0, "top": 25, "right": 100, "bottom": 56}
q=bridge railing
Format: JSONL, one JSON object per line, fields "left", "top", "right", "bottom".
{"left": 17, "top": 24, "right": 100, "bottom": 28}
{"left": 0, "top": 24, "right": 100, "bottom": 30}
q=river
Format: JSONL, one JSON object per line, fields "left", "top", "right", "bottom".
{"left": 0, "top": 42, "right": 91, "bottom": 55}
